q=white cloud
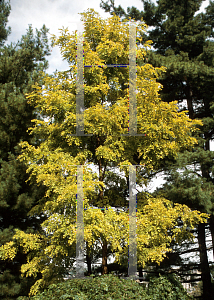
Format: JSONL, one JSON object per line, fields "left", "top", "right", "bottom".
{"left": 6, "top": 0, "right": 210, "bottom": 74}
{"left": 6, "top": 0, "right": 147, "bottom": 73}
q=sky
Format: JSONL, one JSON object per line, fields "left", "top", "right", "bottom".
{"left": 6, "top": 0, "right": 210, "bottom": 75}
{"left": 7, "top": 0, "right": 148, "bottom": 75}
{"left": 6, "top": 0, "right": 213, "bottom": 189}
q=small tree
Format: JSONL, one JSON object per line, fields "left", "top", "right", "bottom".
{"left": 0, "top": 9, "right": 208, "bottom": 297}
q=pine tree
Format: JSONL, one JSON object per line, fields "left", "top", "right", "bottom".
{"left": 0, "top": 1, "right": 51, "bottom": 298}
{"left": 0, "top": 0, "right": 10, "bottom": 46}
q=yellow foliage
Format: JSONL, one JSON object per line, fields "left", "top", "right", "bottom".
{"left": 0, "top": 8, "right": 206, "bottom": 297}
{"left": 0, "top": 241, "right": 17, "bottom": 260}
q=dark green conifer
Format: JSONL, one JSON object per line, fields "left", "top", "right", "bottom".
{"left": 0, "top": 0, "right": 51, "bottom": 298}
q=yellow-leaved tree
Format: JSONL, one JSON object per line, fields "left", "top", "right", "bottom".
{"left": 0, "top": 8, "right": 208, "bottom": 296}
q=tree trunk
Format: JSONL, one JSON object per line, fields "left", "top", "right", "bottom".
{"left": 197, "top": 222, "right": 214, "bottom": 300}
{"left": 102, "top": 240, "right": 108, "bottom": 275}
{"left": 86, "top": 241, "right": 92, "bottom": 276}
{"left": 186, "top": 83, "right": 194, "bottom": 119}
{"left": 199, "top": 134, "right": 214, "bottom": 298}
{"left": 209, "top": 215, "right": 214, "bottom": 261}
{"left": 139, "top": 266, "right": 143, "bottom": 282}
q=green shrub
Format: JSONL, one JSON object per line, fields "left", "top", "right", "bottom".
{"left": 147, "top": 274, "right": 193, "bottom": 300}
{"left": 27, "top": 273, "right": 148, "bottom": 300}
{"left": 17, "top": 273, "right": 192, "bottom": 300}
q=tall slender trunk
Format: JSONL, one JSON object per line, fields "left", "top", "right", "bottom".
{"left": 186, "top": 83, "right": 194, "bottom": 119}
{"left": 200, "top": 137, "right": 214, "bottom": 299}
{"left": 138, "top": 266, "right": 143, "bottom": 282}
{"left": 102, "top": 240, "right": 108, "bottom": 275}
{"left": 209, "top": 215, "right": 214, "bottom": 261}
{"left": 198, "top": 223, "right": 214, "bottom": 300}
{"left": 86, "top": 241, "right": 92, "bottom": 276}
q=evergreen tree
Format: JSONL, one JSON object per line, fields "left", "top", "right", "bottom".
{"left": 100, "top": 0, "right": 214, "bottom": 299}
{"left": 0, "top": 0, "right": 51, "bottom": 298}
{"left": 0, "top": 0, "right": 10, "bottom": 46}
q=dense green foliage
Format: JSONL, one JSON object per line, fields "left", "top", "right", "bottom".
{"left": 0, "top": 0, "right": 51, "bottom": 298}
{"left": 17, "top": 273, "right": 192, "bottom": 300}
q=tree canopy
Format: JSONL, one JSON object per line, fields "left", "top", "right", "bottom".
{"left": 0, "top": 8, "right": 209, "bottom": 297}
